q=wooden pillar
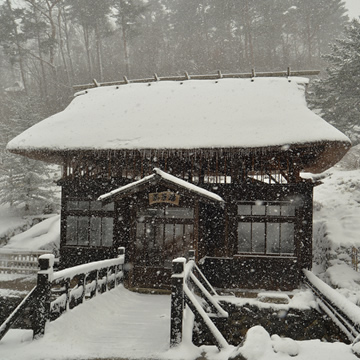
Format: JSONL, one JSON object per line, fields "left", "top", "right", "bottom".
{"left": 33, "top": 254, "right": 54, "bottom": 339}
{"left": 170, "top": 257, "right": 185, "bottom": 347}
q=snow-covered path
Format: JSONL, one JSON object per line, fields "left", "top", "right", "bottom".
{"left": 0, "top": 285, "right": 171, "bottom": 360}
{"left": 1, "top": 284, "right": 360, "bottom": 360}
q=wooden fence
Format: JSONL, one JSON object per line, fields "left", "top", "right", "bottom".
{"left": 0, "top": 247, "right": 125, "bottom": 341}
{"left": 0, "top": 249, "right": 50, "bottom": 274}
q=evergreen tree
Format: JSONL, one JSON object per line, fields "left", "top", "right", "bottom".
{"left": 0, "top": 91, "right": 60, "bottom": 214}
{"left": 309, "top": 19, "right": 360, "bottom": 144}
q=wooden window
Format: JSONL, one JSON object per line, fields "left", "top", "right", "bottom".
{"left": 65, "top": 200, "right": 114, "bottom": 247}
{"left": 135, "top": 207, "right": 194, "bottom": 266}
{"left": 237, "top": 201, "right": 296, "bottom": 255}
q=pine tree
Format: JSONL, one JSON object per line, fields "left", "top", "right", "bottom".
{"left": 309, "top": 19, "right": 360, "bottom": 144}
{"left": 0, "top": 91, "right": 60, "bottom": 214}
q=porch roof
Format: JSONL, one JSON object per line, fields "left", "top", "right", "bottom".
{"left": 98, "top": 168, "right": 225, "bottom": 204}
{"left": 7, "top": 77, "right": 350, "bottom": 171}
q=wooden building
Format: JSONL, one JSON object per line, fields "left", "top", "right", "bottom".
{"left": 7, "top": 72, "right": 351, "bottom": 290}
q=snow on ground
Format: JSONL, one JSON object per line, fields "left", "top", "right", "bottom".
{"left": 3, "top": 214, "right": 60, "bottom": 253}
{"left": 1, "top": 285, "right": 171, "bottom": 360}
{"left": 311, "top": 145, "right": 360, "bottom": 303}
{"left": 0, "top": 285, "right": 358, "bottom": 360}
{"left": 0, "top": 205, "right": 30, "bottom": 245}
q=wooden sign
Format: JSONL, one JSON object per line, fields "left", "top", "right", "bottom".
{"left": 149, "top": 191, "right": 180, "bottom": 205}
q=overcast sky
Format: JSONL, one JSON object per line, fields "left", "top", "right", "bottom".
{"left": 345, "top": 0, "right": 360, "bottom": 19}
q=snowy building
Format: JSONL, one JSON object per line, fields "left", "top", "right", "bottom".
{"left": 7, "top": 74, "right": 351, "bottom": 290}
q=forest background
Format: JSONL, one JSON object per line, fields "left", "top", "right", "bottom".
{"left": 0, "top": 0, "right": 359, "bottom": 214}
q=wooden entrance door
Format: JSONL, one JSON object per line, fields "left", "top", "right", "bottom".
{"left": 131, "top": 206, "right": 194, "bottom": 288}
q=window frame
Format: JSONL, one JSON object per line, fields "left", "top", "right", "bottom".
{"left": 236, "top": 200, "right": 297, "bottom": 256}
{"left": 64, "top": 199, "right": 115, "bottom": 248}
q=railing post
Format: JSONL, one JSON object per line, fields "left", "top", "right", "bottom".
{"left": 188, "top": 249, "right": 195, "bottom": 261}
{"left": 116, "top": 247, "right": 125, "bottom": 286}
{"left": 33, "top": 254, "right": 54, "bottom": 339}
{"left": 170, "top": 257, "right": 186, "bottom": 347}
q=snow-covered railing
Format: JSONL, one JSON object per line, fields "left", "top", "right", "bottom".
{"left": 0, "top": 248, "right": 125, "bottom": 342}
{"left": 0, "top": 249, "right": 49, "bottom": 274}
{"left": 170, "top": 251, "right": 228, "bottom": 350}
{"left": 303, "top": 269, "right": 360, "bottom": 342}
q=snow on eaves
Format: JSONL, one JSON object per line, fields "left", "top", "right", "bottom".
{"left": 7, "top": 78, "right": 350, "bottom": 152}
{"left": 98, "top": 168, "right": 225, "bottom": 203}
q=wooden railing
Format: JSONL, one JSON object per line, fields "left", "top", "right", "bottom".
{"left": 170, "top": 251, "right": 228, "bottom": 350}
{"left": 303, "top": 269, "right": 360, "bottom": 343}
{"left": 0, "top": 249, "right": 49, "bottom": 274}
{"left": 0, "top": 247, "right": 125, "bottom": 341}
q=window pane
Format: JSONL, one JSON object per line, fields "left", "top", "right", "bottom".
{"left": 102, "top": 218, "right": 113, "bottom": 247}
{"left": 281, "top": 205, "right": 295, "bottom": 217}
{"left": 67, "top": 201, "right": 78, "bottom": 211}
{"left": 89, "top": 217, "right": 101, "bottom": 246}
{"left": 174, "top": 224, "right": 184, "bottom": 255}
{"left": 280, "top": 223, "right": 294, "bottom": 254}
{"left": 266, "top": 223, "right": 280, "bottom": 254}
{"left": 136, "top": 223, "right": 145, "bottom": 251}
{"left": 165, "top": 208, "right": 194, "bottom": 219}
{"left": 78, "top": 201, "right": 90, "bottom": 211}
{"left": 155, "top": 224, "right": 164, "bottom": 247}
{"left": 77, "top": 217, "right": 89, "bottom": 245}
{"left": 66, "top": 216, "right": 77, "bottom": 245}
{"left": 184, "top": 225, "right": 194, "bottom": 248}
{"left": 268, "top": 205, "right": 280, "bottom": 216}
{"left": 90, "top": 201, "right": 102, "bottom": 210}
{"left": 238, "top": 205, "right": 251, "bottom": 215}
{"left": 252, "top": 223, "right": 265, "bottom": 253}
{"left": 164, "top": 224, "right": 174, "bottom": 261}
{"left": 238, "top": 223, "right": 251, "bottom": 252}
{"left": 102, "top": 202, "right": 115, "bottom": 211}
{"left": 252, "top": 204, "right": 265, "bottom": 216}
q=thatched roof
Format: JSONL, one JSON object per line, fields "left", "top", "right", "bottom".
{"left": 7, "top": 76, "right": 350, "bottom": 172}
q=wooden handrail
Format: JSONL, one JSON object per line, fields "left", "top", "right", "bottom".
{"left": 170, "top": 254, "right": 228, "bottom": 350}
{"left": 0, "top": 247, "right": 126, "bottom": 341}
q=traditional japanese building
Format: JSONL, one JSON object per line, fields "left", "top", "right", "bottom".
{"left": 7, "top": 72, "right": 351, "bottom": 290}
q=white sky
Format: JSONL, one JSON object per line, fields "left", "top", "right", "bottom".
{"left": 345, "top": 0, "right": 360, "bottom": 19}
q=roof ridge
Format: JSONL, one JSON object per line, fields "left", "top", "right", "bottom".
{"left": 73, "top": 69, "right": 320, "bottom": 92}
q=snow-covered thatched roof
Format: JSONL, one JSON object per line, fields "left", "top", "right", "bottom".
{"left": 7, "top": 77, "right": 350, "bottom": 169}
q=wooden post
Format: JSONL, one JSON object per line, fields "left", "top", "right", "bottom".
{"left": 170, "top": 257, "right": 186, "bottom": 347}
{"left": 188, "top": 249, "right": 195, "bottom": 261}
{"left": 33, "top": 254, "right": 54, "bottom": 339}
{"left": 116, "top": 247, "right": 125, "bottom": 286}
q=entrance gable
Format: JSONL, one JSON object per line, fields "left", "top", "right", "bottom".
{"left": 98, "top": 168, "right": 225, "bottom": 205}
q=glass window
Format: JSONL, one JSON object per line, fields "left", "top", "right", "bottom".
{"left": 237, "top": 200, "right": 296, "bottom": 255}
{"left": 281, "top": 205, "right": 295, "bottom": 217}
{"left": 266, "top": 223, "right": 280, "bottom": 254}
{"left": 238, "top": 205, "right": 251, "bottom": 216}
{"left": 78, "top": 201, "right": 90, "bottom": 211}
{"left": 165, "top": 208, "right": 194, "bottom": 219}
{"left": 66, "top": 216, "right": 78, "bottom": 245}
{"left": 90, "top": 201, "right": 102, "bottom": 210}
{"left": 252, "top": 204, "right": 266, "bottom": 216}
{"left": 102, "top": 218, "right": 113, "bottom": 247}
{"left": 268, "top": 205, "right": 281, "bottom": 216}
{"left": 252, "top": 223, "right": 265, "bottom": 253}
{"left": 77, "top": 217, "right": 89, "bottom": 245}
{"left": 102, "top": 202, "right": 115, "bottom": 211}
{"left": 280, "top": 223, "right": 294, "bottom": 254}
{"left": 90, "top": 217, "right": 101, "bottom": 246}
{"left": 238, "top": 223, "right": 251, "bottom": 252}
{"left": 67, "top": 201, "right": 78, "bottom": 211}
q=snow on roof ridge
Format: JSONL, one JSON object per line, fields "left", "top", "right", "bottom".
{"left": 73, "top": 69, "right": 318, "bottom": 92}
{"left": 153, "top": 168, "right": 225, "bottom": 203}
{"left": 98, "top": 168, "right": 225, "bottom": 203}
